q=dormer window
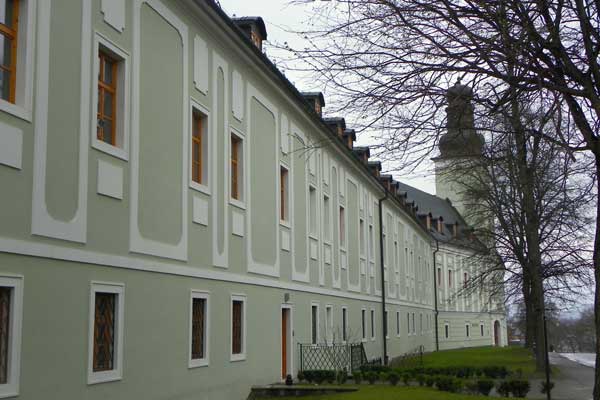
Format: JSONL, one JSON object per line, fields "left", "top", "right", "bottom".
{"left": 315, "top": 101, "right": 321, "bottom": 115}
{"left": 232, "top": 17, "right": 267, "bottom": 52}
{"left": 250, "top": 31, "right": 261, "bottom": 50}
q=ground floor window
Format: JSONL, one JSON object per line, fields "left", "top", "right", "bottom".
{"left": 189, "top": 291, "right": 209, "bottom": 367}
{"left": 361, "top": 309, "right": 366, "bottom": 341}
{"left": 445, "top": 323, "right": 450, "bottom": 339}
{"left": 311, "top": 304, "right": 319, "bottom": 344}
{"left": 231, "top": 295, "right": 246, "bottom": 361}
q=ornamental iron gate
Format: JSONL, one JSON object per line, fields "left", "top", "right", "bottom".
{"left": 298, "top": 342, "right": 377, "bottom": 373}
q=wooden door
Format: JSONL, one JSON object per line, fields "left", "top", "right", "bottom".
{"left": 281, "top": 309, "right": 288, "bottom": 379}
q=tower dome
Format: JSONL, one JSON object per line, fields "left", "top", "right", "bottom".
{"left": 438, "top": 81, "right": 484, "bottom": 158}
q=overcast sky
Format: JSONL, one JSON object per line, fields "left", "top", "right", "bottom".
{"left": 218, "top": 0, "right": 437, "bottom": 194}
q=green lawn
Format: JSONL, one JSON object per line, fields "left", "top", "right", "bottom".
{"left": 258, "top": 386, "right": 491, "bottom": 400}
{"left": 415, "top": 346, "right": 536, "bottom": 375}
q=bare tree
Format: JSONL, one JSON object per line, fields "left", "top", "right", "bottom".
{"left": 280, "top": 0, "right": 600, "bottom": 385}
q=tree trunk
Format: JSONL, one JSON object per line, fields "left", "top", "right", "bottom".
{"left": 593, "top": 159, "right": 600, "bottom": 400}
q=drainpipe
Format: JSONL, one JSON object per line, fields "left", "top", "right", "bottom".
{"left": 433, "top": 239, "right": 440, "bottom": 351}
{"left": 378, "top": 190, "right": 389, "bottom": 365}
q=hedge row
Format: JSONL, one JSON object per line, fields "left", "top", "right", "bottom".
{"left": 360, "top": 365, "right": 510, "bottom": 379}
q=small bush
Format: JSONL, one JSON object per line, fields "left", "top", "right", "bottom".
{"left": 483, "top": 366, "right": 509, "bottom": 379}
{"left": 402, "top": 373, "right": 411, "bottom": 386}
{"left": 509, "top": 379, "right": 530, "bottom": 397}
{"left": 496, "top": 381, "right": 511, "bottom": 397}
{"left": 425, "top": 376, "right": 435, "bottom": 387}
{"left": 435, "top": 375, "right": 454, "bottom": 392}
{"left": 477, "top": 379, "right": 495, "bottom": 396}
{"left": 325, "top": 370, "right": 336, "bottom": 384}
{"left": 366, "top": 371, "right": 378, "bottom": 384}
{"left": 416, "top": 374, "right": 426, "bottom": 386}
{"left": 336, "top": 370, "right": 348, "bottom": 385}
{"left": 297, "top": 371, "right": 305, "bottom": 382}
{"left": 541, "top": 381, "right": 554, "bottom": 394}
{"left": 387, "top": 372, "right": 400, "bottom": 386}
{"left": 352, "top": 371, "right": 362, "bottom": 384}
{"left": 465, "top": 380, "right": 479, "bottom": 395}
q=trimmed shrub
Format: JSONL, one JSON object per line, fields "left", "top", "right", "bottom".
{"left": 336, "top": 370, "right": 348, "bottom": 385}
{"left": 425, "top": 376, "right": 435, "bottom": 387}
{"left": 402, "top": 372, "right": 411, "bottom": 386}
{"left": 387, "top": 372, "right": 400, "bottom": 386}
{"left": 352, "top": 371, "right": 362, "bottom": 384}
{"left": 496, "top": 381, "right": 511, "bottom": 397}
{"left": 297, "top": 371, "right": 305, "bottom": 382}
{"left": 483, "top": 366, "right": 509, "bottom": 379}
{"left": 325, "top": 370, "right": 336, "bottom": 384}
{"left": 465, "top": 380, "right": 479, "bottom": 395}
{"left": 477, "top": 379, "right": 495, "bottom": 396}
{"left": 435, "top": 375, "right": 454, "bottom": 392}
{"left": 509, "top": 379, "right": 531, "bottom": 398}
{"left": 541, "top": 381, "right": 554, "bottom": 395}
{"left": 366, "top": 371, "right": 378, "bottom": 384}
{"left": 416, "top": 374, "right": 426, "bottom": 386}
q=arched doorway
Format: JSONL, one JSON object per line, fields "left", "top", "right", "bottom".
{"left": 494, "top": 320, "right": 501, "bottom": 346}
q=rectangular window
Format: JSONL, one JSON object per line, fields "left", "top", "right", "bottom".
{"left": 189, "top": 291, "right": 209, "bottom": 368}
{"left": 323, "top": 195, "right": 331, "bottom": 241}
{"left": 0, "top": 0, "right": 18, "bottom": 103}
{"left": 309, "top": 186, "right": 317, "bottom": 236}
{"left": 448, "top": 270, "right": 452, "bottom": 288}
{"left": 230, "top": 133, "right": 243, "bottom": 201}
{"left": 369, "top": 225, "right": 374, "bottom": 260}
{"left": 280, "top": 166, "right": 289, "bottom": 222}
{"left": 339, "top": 206, "right": 345, "bottom": 247}
{"left": 97, "top": 50, "right": 119, "bottom": 146}
{"left": 88, "top": 282, "right": 124, "bottom": 384}
{"left": 437, "top": 268, "right": 441, "bottom": 285}
{"left": 384, "top": 311, "right": 389, "bottom": 338}
{"left": 466, "top": 324, "right": 470, "bottom": 338}
{"left": 311, "top": 304, "right": 319, "bottom": 345}
{"left": 480, "top": 324, "right": 484, "bottom": 336}
{"left": 342, "top": 307, "right": 348, "bottom": 342}
{"left": 0, "top": 277, "right": 22, "bottom": 397}
{"left": 191, "top": 109, "right": 208, "bottom": 185}
{"left": 407, "top": 313, "right": 410, "bottom": 334}
{"left": 325, "top": 305, "right": 332, "bottom": 343}
{"left": 420, "top": 314, "right": 423, "bottom": 334}
{"left": 370, "top": 309, "right": 375, "bottom": 340}
{"left": 396, "top": 311, "right": 400, "bottom": 336}
{"left": 359, "top": 219, "right": 365, "bottom": 256}
{"left": 361, "top": 309, "right": 366, "bottom": 341}
{"left": 412, "top": 312, "right": 415, "bottom": 334}
{"left": 231, "top": 295, "right": 246, "bottom": 360}
{"left": 464, "top": 272, "right": 468, "bottom": 288}
{"left": 445, "top": 323, "right": 449, "bottom": 339}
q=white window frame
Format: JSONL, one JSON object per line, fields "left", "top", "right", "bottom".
{"left": 87, "top": 281, "right": 125, "bottom": 385}
{"left": 360, "top": 307, "right": 367, "bottom": 343}
{"left": 229, "top": 128, "right": 246, "bottom": 209}
{"left": 0, "top": 0, "right": 35, "bottom": 121}
{"left": 310, "top": 302, "right": 320, "bottom": 345}
{"left": 188, "top": 290, "right": 210, "bottom": 368}
{"left": 230, "top": 294, "right": 247, "bottom": 362}
{"left": 370, "top": 309, "right": 376, "bottom": 341}
{"left": 0, "top": 276, "right": 23, "bottom": 398}
{"left": 91, "top": 32, "right": 130, "bottom": 161}
{"left": 341, "top": 306, "right": 348, "bottom": 344}
{"left": 189, "top": 99, "right": 211, "bottom": 195}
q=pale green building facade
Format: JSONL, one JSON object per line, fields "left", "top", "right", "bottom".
{"left": 0, "top": 1, "right": 505, "bottom": 399}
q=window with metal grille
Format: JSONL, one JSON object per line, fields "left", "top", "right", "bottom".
{"left": 191, "top": 298, "right": 206, "bottom": 360}
{"left": 191, "top": 110, "right": 207, "bottom": 185}
{"left": 97, "top": 51, "right": 118, "bottom": 146}
{"left": 0, "top": 287, "right": 10, "bottom": 384}
{"left": 93, "top": 292, "right": 116, "bottom": 372}
{"left": 0, "top": 0, "right": 19, "bottom": 103}
{"left": 232, "top": 300, "right": 243, "bottom": 355}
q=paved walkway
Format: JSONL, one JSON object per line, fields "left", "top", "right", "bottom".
{"left": 528, "top": 353, "right": 594, "bottom": 400}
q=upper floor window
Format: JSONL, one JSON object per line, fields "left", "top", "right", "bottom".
{"left": 309, "top": 186, "right": 317, "bottom": 236}
{"left": 0, "top": 0, "right": 18, "bottom": 103}
{"left": 280, "top": 166, "right": 289, "bottom": 222}
{"left": 437, "top": 268, "right": 442, "bottom": 286}
{"left": 191, "top": 109, "right": 208, "bottom": 186}
{"left": 359, "top": 219, "right": 365, "bottom": 256}
{"left": 323, "top": 195, "right": 331, "bottom": 241}
{"left": 97, "top": 51, "right": 119, "bottom": 146}
{"left": 339, "top": 206, "right": 345, "bottom": 247}
{"left": 230, "top": 132, "right": 244, "bottom": 202}
{"left": 448, "top": 270, "right": 453, "bottom": 288}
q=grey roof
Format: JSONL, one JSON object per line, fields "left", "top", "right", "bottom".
{"left": 395, "top": 181, "right": 474, "bottom": 245}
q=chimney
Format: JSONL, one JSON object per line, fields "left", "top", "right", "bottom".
{"left": 426, "top": 213, "right": 432, "bottom": 230}
{"left": 343, "top": 129, "right": 356, "bottom": 149}
{"left": 301, "top": 92, "right": 325, "bottom": 116}
{"left": 233, "top": 17, "right": 268, "bottom": 51}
